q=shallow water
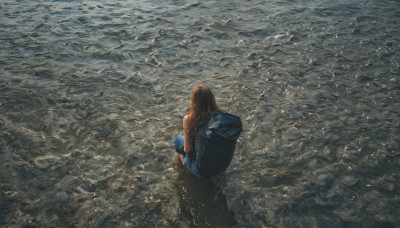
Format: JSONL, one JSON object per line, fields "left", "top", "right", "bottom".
{"left": 1, "top": 0, "right": 399, "bottom": 227}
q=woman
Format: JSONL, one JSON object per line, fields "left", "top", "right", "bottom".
{"left": 174, "top": 84, "right": 242, "bottom": 179}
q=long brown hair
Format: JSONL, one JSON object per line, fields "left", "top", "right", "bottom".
{"left": 185, "top": 84, "right": 221, "bottom": 139}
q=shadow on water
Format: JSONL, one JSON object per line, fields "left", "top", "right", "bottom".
{"left": 173, "top": 158, "right": 236, "bottom": 228}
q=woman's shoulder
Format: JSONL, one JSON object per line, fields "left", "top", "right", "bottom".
{"left": 183, "top": 115, "right": 190, "bottom": 126}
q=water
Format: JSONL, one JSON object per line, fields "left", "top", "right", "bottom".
{"left": 1, "top": 0, "right": 399, "bottom": 227}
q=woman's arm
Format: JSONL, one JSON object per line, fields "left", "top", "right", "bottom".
{"left": 183, "top": 115, "right": 191, "bottom": 154}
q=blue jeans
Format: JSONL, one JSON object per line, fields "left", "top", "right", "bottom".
{"left": 174, "top": 135, "right": 203, "bottom": 178}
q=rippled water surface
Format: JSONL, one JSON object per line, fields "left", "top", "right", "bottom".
{"left": 1, "top": 0, "right": 399, "bottom": 227}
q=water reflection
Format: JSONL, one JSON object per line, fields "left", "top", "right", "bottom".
{"left": 174, "top": 159, "right": 236, "bottom": 227}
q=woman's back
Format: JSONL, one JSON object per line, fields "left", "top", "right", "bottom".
{"left": 195, "top": 111, "right": 242, "bottom": 178}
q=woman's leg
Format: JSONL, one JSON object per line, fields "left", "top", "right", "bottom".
{"left": 174, "top": 135, "right": 186, "bottom": 155}
{"left": 174, "top": 135, "right": 186, "bottom": 165}
{"left": 174, "top": 135, "right": 202, "bottom": 178}
{"left": 174, "top": 136, "right": 202, "bottom": 177}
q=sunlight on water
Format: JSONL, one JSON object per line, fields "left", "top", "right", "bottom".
{"left": 0, "top": 0, "right": 399, "bottom": 227}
